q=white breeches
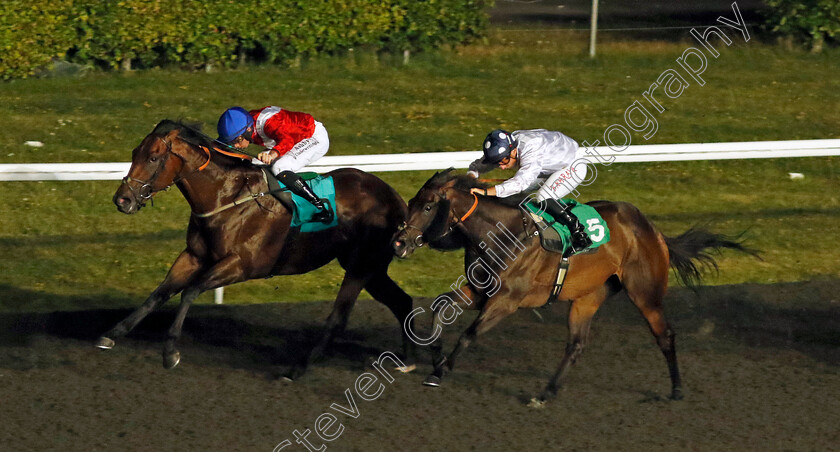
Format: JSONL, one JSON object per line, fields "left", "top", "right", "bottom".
{"left": 270, "top": 121, "right": 330, "bottom": 174}
{"left": 535, "top": 160, "right": 589, "bottom": 201}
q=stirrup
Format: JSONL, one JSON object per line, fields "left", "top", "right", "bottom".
{"left": 311, "top": 207, "right": 333, "bottom": 224}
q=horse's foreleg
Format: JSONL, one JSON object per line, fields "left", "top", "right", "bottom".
{"left": 364, "top": 271, "right": 416, "bottom": 369}
{"left": 162, "top": 254, "right": 246, "bottom": 369}
{"left": 285, "top": 273, "right": 367, "bottom": 380}
{"left": 446, "top": 301, "right": 516, "bottom": 371}
{"left": 421, "top": 298, "right": 451, "bottom": 387}
{"left": 419, "top": 286, "right": 480, "bottom": 387}
{"left": 531, "top": 286, "right": 608, "bottom": 407}
{"left": 96, "top": 250, "right": 202, "bottom": 350}
{"left": 424, "top": 294, "right": 513, "bottom": 387}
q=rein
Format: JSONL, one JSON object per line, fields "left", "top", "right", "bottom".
{"left": 192, "top": 170, "right": 283, "bottom": 218}
{"left": 122, "top": 131, "right": 271, "bottom": 217}
{"left": 401, "top": 188, "right": 536, "bottom": 249}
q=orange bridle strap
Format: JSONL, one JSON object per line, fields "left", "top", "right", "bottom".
{"left": 459, "top": 193, "right": 479, "bottom": 222}
{"left": 197, "top": 146, "right": 212, "bottom": 171}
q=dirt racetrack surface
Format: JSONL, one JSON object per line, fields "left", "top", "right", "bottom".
{"left": 1, "top": 279, "right": 838, "bottom": 451}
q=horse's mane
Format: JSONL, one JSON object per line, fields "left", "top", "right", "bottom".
{"left": 153, "top": 119, "right": 212, "bottom": 145}
{"left": 153, "top": 119, "right": 255, "bottom": 168}
{"left": 425, "top": 168, "right": 530, "bottom": 208}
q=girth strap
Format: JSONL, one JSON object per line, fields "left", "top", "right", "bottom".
{"left": 547, "top": 257, "right": 570, "bottom": 305}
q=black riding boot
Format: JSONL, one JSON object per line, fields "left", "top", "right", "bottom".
{"left": 545, "top": 200, "right": 592, "bottom": 255}
{"left": 277, "top": 171, "right": 333, "bottom": 223}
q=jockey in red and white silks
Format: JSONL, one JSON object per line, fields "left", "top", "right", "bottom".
{"left": 248, "top": 106, "right": 330, "bottom": 174}
{"left": 467, "top": 129, "right": 586, "bottom": 201}
{"left": 216, "top": 105, "right": 333, "bottom": 223}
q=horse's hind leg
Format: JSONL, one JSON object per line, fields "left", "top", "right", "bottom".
{"left": 284, "top": 273, "right": 367, "bottom": 380}
{"left": 161, "top": 254, "right": 246, "bottom": 369}
{"left": 95, "top": 250, "right": 201, "bottom": 350}
{"left": 364, "top": 271, "right": 416, "bottom": 370}
{"left": 622, "top": 263, "right": 683, "bottom": 400}
{"left": 532, "top": 284, "right": 610, "bottom": 407}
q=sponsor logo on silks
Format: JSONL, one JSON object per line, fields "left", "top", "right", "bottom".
{"left": 549, "top": 167, "right": 579, "bottom": 192}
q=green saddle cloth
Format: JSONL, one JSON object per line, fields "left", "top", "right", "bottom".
{"left": 276, "top": 172, "right": 339, "bottom": 233}
{"left": 523, "top": 199, "right": 610, "bottom": 254}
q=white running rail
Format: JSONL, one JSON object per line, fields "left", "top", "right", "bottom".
{"left": 2, "top": 139, "right": 839, "bottom": 181}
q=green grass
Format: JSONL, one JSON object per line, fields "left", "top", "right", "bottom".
{"left": 1, "top": 29, "right": 838, "bottom": 312}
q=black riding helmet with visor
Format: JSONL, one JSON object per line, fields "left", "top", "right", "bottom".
{"left": 481, "top": 129, "right": 518, "bottom": 165}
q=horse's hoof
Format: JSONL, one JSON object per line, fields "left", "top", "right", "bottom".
{"left": 422, "top": 375, "right": 442, "bottom": 387}
{"left": 283, "top": 366, "right": 306, "bottom": 381}
{"left": 94, "top": 337, "right": 115, "bottom": 350}
{"left": 527, "top": 397, "right": 548, "bottom": 409}
{"left": 671, "top": 388, "right": 684, "bottom": 401}
{"left": 163, "top": 351, "right": 180, "bottom": 369}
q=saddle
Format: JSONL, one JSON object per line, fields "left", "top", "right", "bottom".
{"left": 520, "top": 199, "right": 610, "bottom": 307}
{"left": 260, "top": 168, "right": 338, "bottom": 232}
{"left": 261, "top": 168, "right": 296, "bottom": 211}
{"left": 521, "top": 199, "right": 608, "bottom": 256}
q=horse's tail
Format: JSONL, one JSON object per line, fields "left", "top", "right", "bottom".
{"left": 663, "top": 226, "right": 760, "bottom": 289}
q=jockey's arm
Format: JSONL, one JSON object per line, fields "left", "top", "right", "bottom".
{"left": 466, "top": 157, "right": 497, "bottom": 178}
{"left": 487, "top": 161, "right": 541, "bottom": 198}
{"left": 470, "top": 186, "right": 498, "bottom": 196}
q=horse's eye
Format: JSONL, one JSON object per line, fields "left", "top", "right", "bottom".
{"left": 424, "top": 204, "right": 432, "bottom": 212}
{"left": 150, "top": 157, "right": 157, "bottom": 162}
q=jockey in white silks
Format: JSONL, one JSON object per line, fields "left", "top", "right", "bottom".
{"left": 467, "top": 129, "right": 593, "bottom": 253}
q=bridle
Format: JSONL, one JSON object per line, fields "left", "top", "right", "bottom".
{"left": 398, "top": 190, "right": 480, "bottom": 247}
{"left": 399, "top": 187, "right": 536, "bottom": 249}
{"left": 121, "top": 135, "right": 211, "bottom": 206}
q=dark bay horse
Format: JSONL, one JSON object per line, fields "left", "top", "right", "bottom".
{"left": 100, "top": 120, "right": 414, "bottom": 379}
{"left": 393, "top": 170, "right": 754, "bottom": 406}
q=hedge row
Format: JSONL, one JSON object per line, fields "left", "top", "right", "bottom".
{"left": 0, "top": 0, "right": 76, "bottom": 80}
{"left": 1, "top": 0, "right": 493, "bottom": 80}
{"left": 763, "top": 0, "right": 839, "bottom": 52}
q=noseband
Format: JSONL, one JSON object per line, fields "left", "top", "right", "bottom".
{"left": 121, "top": 136, "right": 211, "bottom": 206}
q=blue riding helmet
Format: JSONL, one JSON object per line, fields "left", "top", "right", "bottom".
{"left": 217, "top": 107, "right": 254, "bottom": 143}
{"left": 481, "top": 129, "right": 518, "bottom": 164}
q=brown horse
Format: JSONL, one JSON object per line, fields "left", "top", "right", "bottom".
{"left": 393, "top": 170, "right": 754, "bottom": 406}
{"left": 100, "top": 120, "right": 414, "bottom": 379}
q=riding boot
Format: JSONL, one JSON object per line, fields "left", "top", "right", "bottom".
{"left": 277, "top": 171, "right": 334, "bottom": 223}
{"left": 545, "top": 200, "right": 592, "bottom": 254}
